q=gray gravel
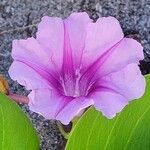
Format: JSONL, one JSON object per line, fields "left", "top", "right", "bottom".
{"left": 0, "top": 0, "right": 150, "bottom": 149}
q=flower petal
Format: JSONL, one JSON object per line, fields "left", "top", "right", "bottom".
{"left": 61, "top": 12, "right": 92, "bottom": 96}
{"left": 99, "top": 63, "right": 146, "bottom": 100}
{"left": 90, "top": 63, "right": 145, "bottom": 119}
{"left": 9, "top": 61, "right": 63, "bottom": 93}
{"left": 29, "top": 89, "right": 94, "bottom": 125}
{"left": 79, "top": 38, "right": 143, "bottom": 95}
{"left": 28, "top": 89, "right": 72, "bottom": 119}
{"left": 64, "top": 12, "right": 92, "bottom": 69}
{"left": 91, "top": 89, "right": 128, "bottom": 118}
{"left": 82, "top": 16, "right": 124, "bottom": 70}
{"left": 56, "top": 97, "right": 94, "bottom": 125}
{"left": 12, "top": 38, "right": 51, "bottom": 70}
{"left": 9, "top": 61, "right": 50, "bottom": 90}
{"left": 98, "top": 38, "right": 144, "bottom": 77}
{"left": 36, "top": 16, "right": 64, "bottom": 70}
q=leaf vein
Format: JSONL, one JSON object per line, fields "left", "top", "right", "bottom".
{"left": 123, "top": 103, "right": 150, "bottom": 150}
{"left": 0, "top": 105, "right": 4, "bottom": 149}
{"left": 103, "top": 114, "right": 121, "bottom": 150}
{"left": 85, "top": 114, "right": 99, "bottom": 150}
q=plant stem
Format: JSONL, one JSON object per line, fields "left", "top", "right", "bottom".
{"left": 9, "top": 94, "right": 29, "bottom": 104}
{"left": 57, "top": 121, "right": 69, "bottom": 139}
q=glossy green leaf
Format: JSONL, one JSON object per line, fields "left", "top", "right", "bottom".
{"left": 66, "top": 75, "right": 150, "bottom": 150}
{"left": 0, "top": 93, "right": 39, "bottom": 150}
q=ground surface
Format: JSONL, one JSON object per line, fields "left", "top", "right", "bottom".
{"left": 0, "top": 0, "right": 150, "bottom": 149}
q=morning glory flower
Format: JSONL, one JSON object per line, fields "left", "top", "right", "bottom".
{"left": 9, "top": 12, "right": 145, "bottom": 125}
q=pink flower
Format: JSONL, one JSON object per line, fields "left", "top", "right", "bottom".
{"left": 9, "top": 12, "right": 145, "bottom": 125}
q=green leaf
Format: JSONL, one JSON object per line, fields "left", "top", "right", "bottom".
{"left": 0, "top": 93, "right": 39, "bottom": 150}
{"left": 66, "top": 75, "right": 150, "bottom": 150}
